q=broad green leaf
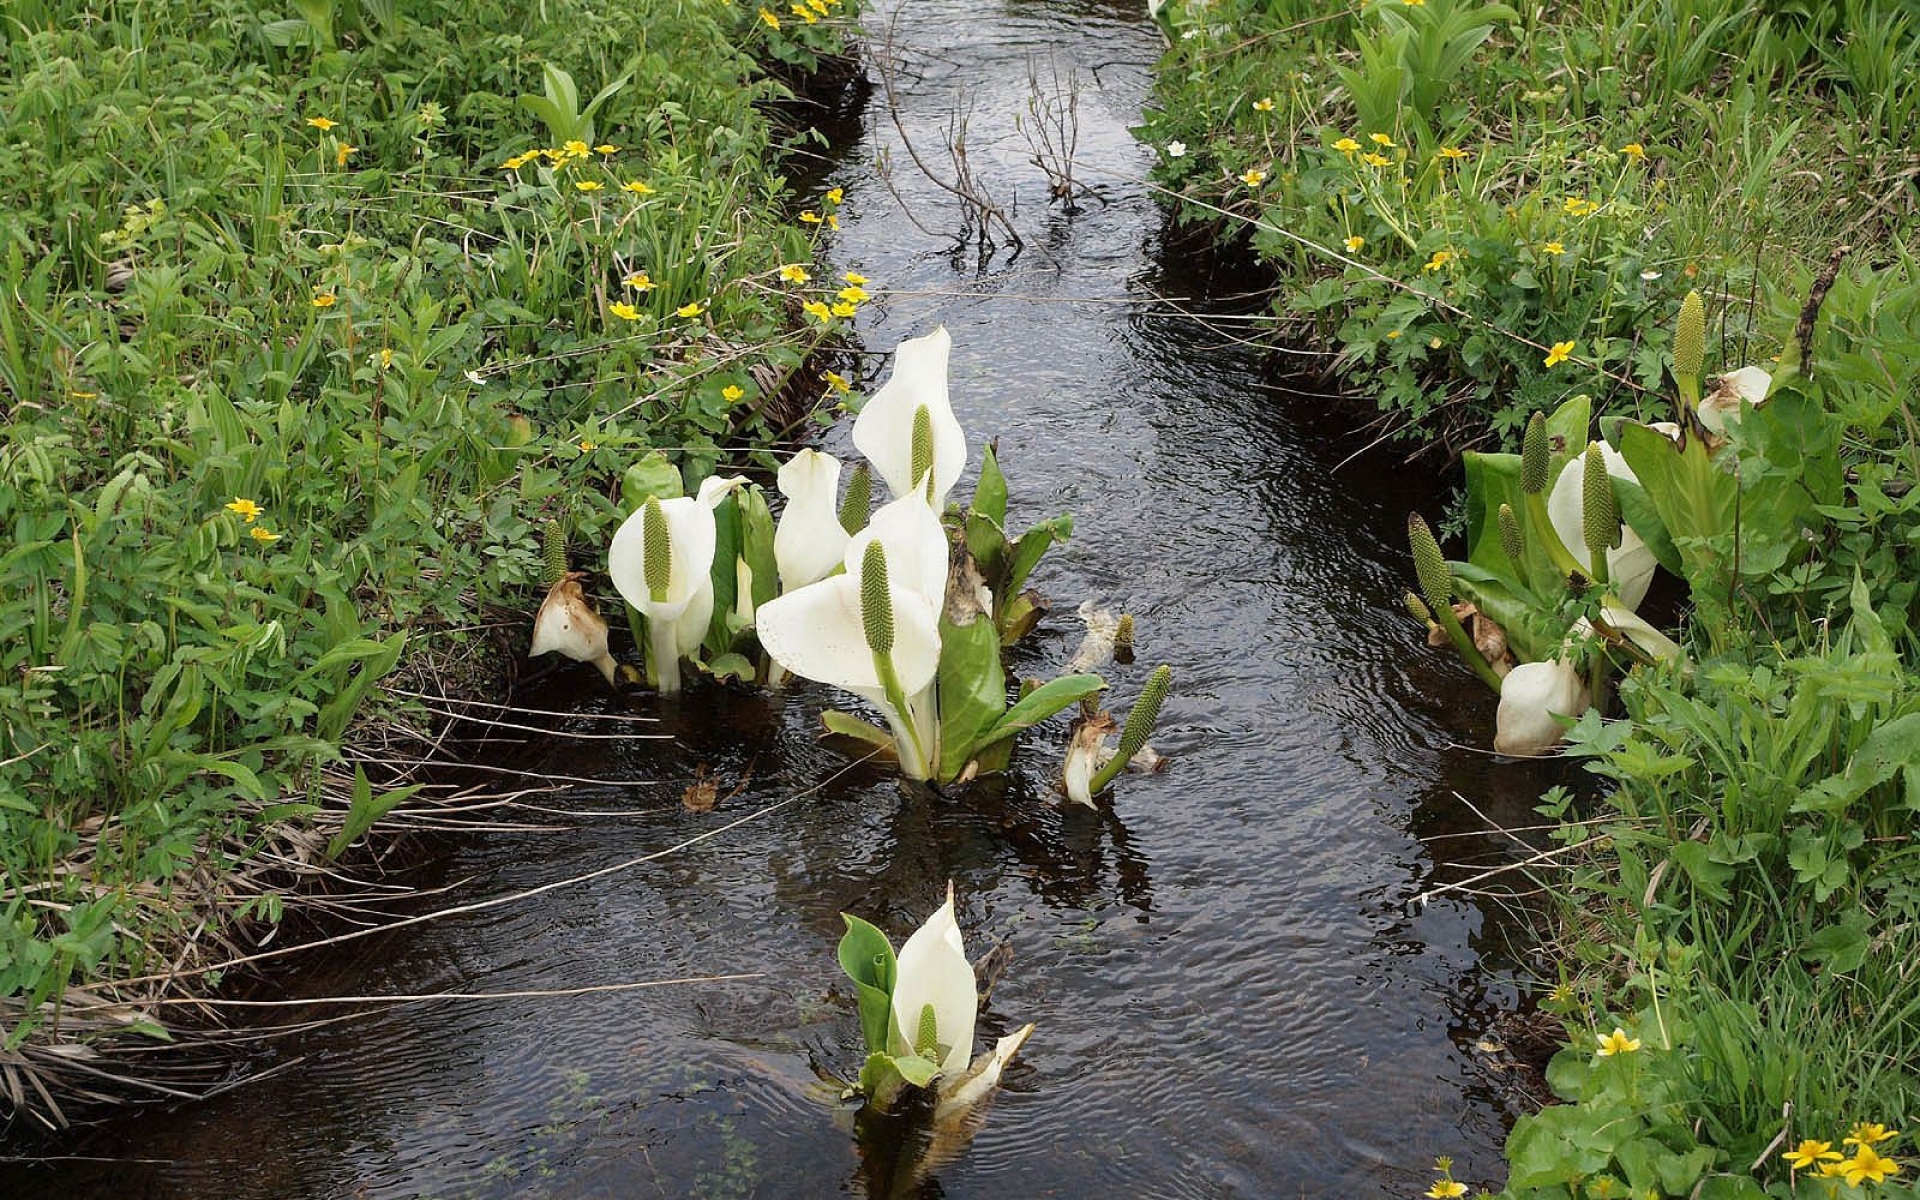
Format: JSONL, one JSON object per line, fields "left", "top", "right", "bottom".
{"left": 838, "top": 914, "right": 896, "bottom": 1053}
{"left": 821, "top": 710, "right": 897, "bottom": 759}
{"left": 620, "top": 451, "right": 684, "bottom": 513}
{"left": 738, "top": 485, "right": 779, "bottom": 612}
{"left": 1617, "top": 422, "right": 1736, "bottom": 596}
{"left": 973, "top": 442, "right": 1008, "bottom": 527}
{"left": 1005, "top": 514, "right": 1072, "bottom": 601}
{"left": 936, "top": 607, "right": 1006, "bottom": 782}
{"left": 975, "top": 674, "right": 1105, "bottom": 750}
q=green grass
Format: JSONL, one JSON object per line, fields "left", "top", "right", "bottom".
{"left": 0, "top": 0, "right": 859, "bottom": 1081}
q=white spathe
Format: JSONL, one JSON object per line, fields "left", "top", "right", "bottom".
{"left": 529, "top": 577, "right": 617, "bottom": 685}
{"left": 1546, "top": 441, "right": 1656, "bottom": 610}
{"left": 774, "top": 449, "right": 849, "bottom": 593}
{"left": 889, "top": 886, "right": 978, "bottom": 1077}
{"left": 1698, "top": 365, "right": 1774, "bottom": 435}
{"left": 1493, "top": 656, "right": 1591, "bottom": 756}
{"left": 852, "top": 327, "right": 966, "bottom": 510}
{"left": 755, "top": 493, "right": 950, "bottom": 776}
{"left": 607, "top": 475, "right": 745, "bottom": 692}
{"left": 1600, "top": 603, "right": 1683, "bottom": 663}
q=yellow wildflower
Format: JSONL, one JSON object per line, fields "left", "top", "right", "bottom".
{"left": 799, "top": 210, "right": 823, "bottom": 224}
{"left": 826, "top": 214, "right": 840, "bottom": 230}
{"left": 594, "top": 143, "right": 618, "bottom": 155}
{"left": 336, "top": 143, "right": 357, "bottom": 167}
{"left": 1842, "top": 1147, "right": 1900, "bottom": 1187}
{"left": 1332, "top": 137, "right": 1360, "bottom": 153}
{"left": 625, "top": 272, "right": 654, "bottom": 291}
{"left": 1542, "top": 240, "right": 1565, "bottom": 255}
{"left": 1620, "top": 142, "right": 1647, "bottom": 162}
{"left": 1253, "top": 97, "right": 1274, "bottom": 112}
{"left": 759, "top": 7, "right": 780, "bottom": 27}
{"left": 225, "top": 497, "right": 263, "bottom": 523}
{"left": 790, "top": 3, "right": 817, "bottom": 22}
{"left": 1593, "top": 1026, "right": 1640, "bottom": 1055}
{"left": 675, "top": 301, "right": 706, "bottom": 318}
{"left": 1564, "top": 197, "right": 1599, "bottom": 217}
{"left": 502, "top": 154, "right": 533, "bottom": 170}
{"left": 578, "top": 439, "right": 597, "bottom": 452}
{"left": 843, "top": 270, "right": 868, "bottom": 284}
{"left": 1438, "top": 146, "right": 1469, "bottom": 160}
{"left": 563, "top": 139, "right": 590, "bottom": 158}
{"left": 824, "top": 370, "right": 851, "bottom": 393}
{"left": 722, "top": 385, "right": 745, "bottom": 403}
{"left": 312, "top": 292, "right": 338, "bottom": 308}
{"left": 378, "top": 348, "right": 394, "bottom": 369}
{"left": 825, "top": 187, "right": 845, "bottom": 205}
{"left": 1544, "top": 340, "right": 1576, "bottom": 368}
{"left": 830, "top": 301, "right": 857, "bottom": 318}
{"left": 1845, "top": 1124, "right": 1901, "bottom": 1147}
{"left": 622, "top": 180, "right": 655, "bottom": 195}
{"left": 306, "top": 116, "right": 337, "bottom": 131}
{"left": 250, "top": 526, "right": 281, "bottom": 543}
{"left": 1361, "top": 152, "right": 1391, "bottom": 167}
{"left": 802, "top": 300, "right": 832, "bottom": 324}
{"left": 1240, "top": 167, "right": 1267, "bottom": 187}
{"left": 1343, "top": 235, "right": 1364, "bottom": 252}
{"left": 575, "top": 180, "right": 604, "bottom": 192}
{"left": 1423, "top": 249, "right": 1454, "bottom": 271}
{"left": 1369, "top": 132, "right": 1394, "bottom": 147}
{"left": 780, "top": 264, "right": 811, "bottom": 283}
{"left": 609, "top": 302, "right": 641, "bottom": 321}
{"left": 1424, "top": 1184, "right": 1464, "bottom": 1199}
{"left": 1783, "top": 1141, "right": 1843, "bottom": 1171}
{"left": 838, "top": 284, "right": 870, "bottom": 303}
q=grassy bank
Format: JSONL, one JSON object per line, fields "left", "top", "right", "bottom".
{"left": 1139, "top": 0, "right": 1917, "bottom": 449}
{"left": 1141, "top": 1, "right": 1920, "bottom": 1196}
{"left": 0, "top": 0, "right": 859, "bottom": 1121}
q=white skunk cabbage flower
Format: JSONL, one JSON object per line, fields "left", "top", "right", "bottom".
{"left": 1493, "top": 655, "right": 1591, "bottom": 757}
{"left": 852, "top": 327, "right": 966, "bottom": 510}
{"left": 530, "top": 577, "right": 617, "bottom": 685}
{"left": 1697, "top": 365, "right": 1773, "bottom": 435}
{"left": 774, "top": 449, "right": 849, "bottom": 592}
{"left": 1547, "top": 441, "right": 1656, "bottom": 611}
{"left": 755, "top": 493, "right": 950, "bottom": 777}
{"left": 890, "top": 885, "right": 978, "bottom": 1076}
{"left": 608, "top": 475, "right": 745, "bottom": 693}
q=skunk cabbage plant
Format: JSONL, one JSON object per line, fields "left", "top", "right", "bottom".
{"left": 608, "top": 474, "right": 744, "bottom": 693}
{"left": 838, "top": 886, "right": 1034, "bottom": 1115}
{"left": 529, "top": 576, "right": 617, "bottom": 685}
{"left": 1399, "top": 286, "right": 1846, "bottom": 756}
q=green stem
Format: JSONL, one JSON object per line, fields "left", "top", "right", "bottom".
{"left": 648, "top": 615, "right": 682, "bottom": 694}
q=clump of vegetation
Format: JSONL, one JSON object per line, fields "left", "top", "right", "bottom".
{"left": 1408, "top": 242, "right": 1920, "bottom": 1199}
{"left": 0, "top": 0, "right": 858, "bottom": 1116}
{"left": 1139, "top": 0, "right": 1918, "bottom": 446}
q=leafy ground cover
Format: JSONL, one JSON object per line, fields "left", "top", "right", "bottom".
{"left": 1143, "top": 1, "right": 1920, "bottom": 1195}
{"left": 0, "top": 0, "right": 859, "bottom": 1119}
{"left": 1139, "top": 0, "right": 1917, "bottom": 449}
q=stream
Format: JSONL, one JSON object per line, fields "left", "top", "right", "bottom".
{"left": 20, "top": 0, "right": 1569, "bottom": 1195}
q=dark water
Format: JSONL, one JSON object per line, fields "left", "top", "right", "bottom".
{"left": 14, "top": 1, "right": 1569, "bottom": 1196}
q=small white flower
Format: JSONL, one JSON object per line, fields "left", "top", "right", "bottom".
{"left": 1180, "top": 27, "right": 1198, "bottom": 38}
{"left": 1165, "top": 140, "right": 1188, "bottom": 158}
{"left": 1640, "top": 269, "right": 1662, "bottom": 281}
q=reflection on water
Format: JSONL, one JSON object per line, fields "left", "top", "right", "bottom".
{"left": 13, "top": 0, "right": 1572, "bottom": 1195}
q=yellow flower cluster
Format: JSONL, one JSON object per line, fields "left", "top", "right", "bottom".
{"left": 773, "top": 0, "right": 843, "bottom": 27}
{"left": 499, "top": 141, "right": 645, "bottom": 196}
{"left": 799, "top": 270, "right": 874, "bottom": 329}
{"left": 225, "top": 497, "right": 282, "bottom": 544}
{"left": 1783, "top": 1124, "right": 1903, "bottom": 1187}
